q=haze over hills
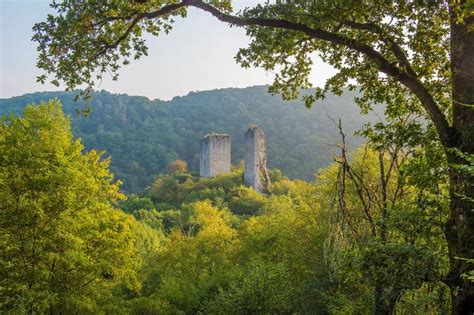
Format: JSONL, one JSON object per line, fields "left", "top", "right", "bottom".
{"left": 0, "top": 86, "right": 379, "bottom": 192}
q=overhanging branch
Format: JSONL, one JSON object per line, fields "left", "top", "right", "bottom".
{"left": 188, "top": 1, "right": 454, "bottom": 146}
{"left": 98, "top": 0, "right": 454, "bottom": 146}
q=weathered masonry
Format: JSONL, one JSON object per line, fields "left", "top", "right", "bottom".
{"left": 244, "top": 126, "right": 271, "bottom": 192}
{"left": 199, "top": 134, "right": 231, "bottom": 178}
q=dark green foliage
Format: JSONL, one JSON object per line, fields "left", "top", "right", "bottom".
{"left": 0, "top": 87, "right": 375, "bottom": 192}
{"left": 121, "top": 196, "right": 155, "bottom": 214}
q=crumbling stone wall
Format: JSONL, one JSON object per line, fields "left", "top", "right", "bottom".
{"left": 244, "top": 126, "right": 271, "bottom": 192}
{"left": 199, "top": 134, "right": 231, "bottom": 177}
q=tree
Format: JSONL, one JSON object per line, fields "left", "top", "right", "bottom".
{"left": 141, "top": 201, "right": 239, "bottom": 313}
{"left": 324, "top": 136, "right": 449, "bottom": 313}
{"left": 0, "top": 100, "right": 141, "bottom": 313}
{"left": 202, "top": 259, "right": 295, "bottom": 314}
{"left": 166, "top": 160, "right": 188, "bottom": 174}
{"left": 33, "top": 1, "right": 473, "bottom": 312}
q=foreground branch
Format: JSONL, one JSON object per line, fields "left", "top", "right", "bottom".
{"left": 97, "top": 0, "right": 453, "bottom": 147}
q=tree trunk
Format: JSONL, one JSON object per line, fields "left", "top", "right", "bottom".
{"left": 446, "top": 4, "right": 474, "bottom": 314}
{"left": 374, "top": 285, "right": 399, "bottom": 315}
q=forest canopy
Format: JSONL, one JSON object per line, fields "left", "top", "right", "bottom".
{"left": 0, "top": 102, "right": 454, "bottom": 313}
{"left": 1, "top": 0, "right": 472, "bottom": 313}
{"left": 0, "top": 87, "right": 376, "bottom": 192}
{"left": 28, "top": 1, "right": 474, "bottom": 311}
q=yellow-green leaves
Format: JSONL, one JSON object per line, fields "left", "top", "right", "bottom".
{"left": 0, "top": 100, "right": 142, "bottom": 312}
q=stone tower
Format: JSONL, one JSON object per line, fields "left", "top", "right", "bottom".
{"left": 199, "top": 134, "right": 231, "bottom": 177}
{"left": 244, "top": 126, "right": 270, "bottom": 192}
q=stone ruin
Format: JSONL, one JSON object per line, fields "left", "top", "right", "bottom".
{"left": 199, "top": 134, "right": 231, "bottom": 178}
{"left": 244, "top": 126, "right": 271, "bottom": 193}
{"left": 199, "top": 126, "right": 270, "bottom": 193}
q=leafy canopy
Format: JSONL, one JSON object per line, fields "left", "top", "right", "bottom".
{"left": 0, "top": 100, "right": 142, "bottom": 313}
{"left": 33, "top": 0, "right": 456, "bottom": 140}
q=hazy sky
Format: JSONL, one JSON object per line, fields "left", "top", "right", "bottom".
{"left": 0, "top": 0, "right": 335, "bottom": 100}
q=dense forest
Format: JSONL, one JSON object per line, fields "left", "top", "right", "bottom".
{"left": 2, "top": 0, "right": 474, "bottom": 313}
{"left": 1, "top": 101, "right": 456, "bottom": 313}
{"left": 0, "top": 87, "right": 376, "bottom": 192}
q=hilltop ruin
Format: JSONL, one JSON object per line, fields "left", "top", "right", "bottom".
{"left": 244, "top": 126, "right": 271, "bottom": 193}
{"left": 199, "top": 126, "right": 270, "bottom": 193}
{"left": 199, "top": 133, "right": 231, "bottom": 178}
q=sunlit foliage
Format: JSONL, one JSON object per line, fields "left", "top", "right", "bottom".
{"left": 0, "top": 101, "right": 154, "bottom": 313}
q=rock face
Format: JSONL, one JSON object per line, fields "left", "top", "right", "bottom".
{"left": 199, "top": 134, "right": 231, "bottom": 177}
{"left": 244, "top": 126, "right": 271, "bottom": 192}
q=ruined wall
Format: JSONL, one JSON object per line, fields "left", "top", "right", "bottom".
{"left": 199, "top": 134, "right": 231, "bottom": 177}
{"left": 244, "top": 126, "right": 270, "bottom": 192}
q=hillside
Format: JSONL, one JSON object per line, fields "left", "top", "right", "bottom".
{"left": 0, "top": 86, "right": 378, "bottom": 192}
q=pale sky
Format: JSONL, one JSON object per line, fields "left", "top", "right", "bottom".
{"left": 0, "top": 0, "right": 335, "bottom": 100}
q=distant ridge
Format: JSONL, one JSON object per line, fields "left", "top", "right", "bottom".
{"left": 0, "top": 86, "right": 378, "bottom": 192}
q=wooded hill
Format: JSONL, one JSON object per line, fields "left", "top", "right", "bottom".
{"left": 0, "top": 86, "right": 377, "bottom": 192}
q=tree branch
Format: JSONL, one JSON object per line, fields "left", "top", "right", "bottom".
{"left": 97, "top": 0, "right": 455, "bottom": 147}
{"left": 101, "top": 1, "right": 189, "bottom": 51}
{"left": 341, "top": 20, "right": 418, "bottom": 78}
{"left": 187, "top": 1, "right": 454, "bottom": 147}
